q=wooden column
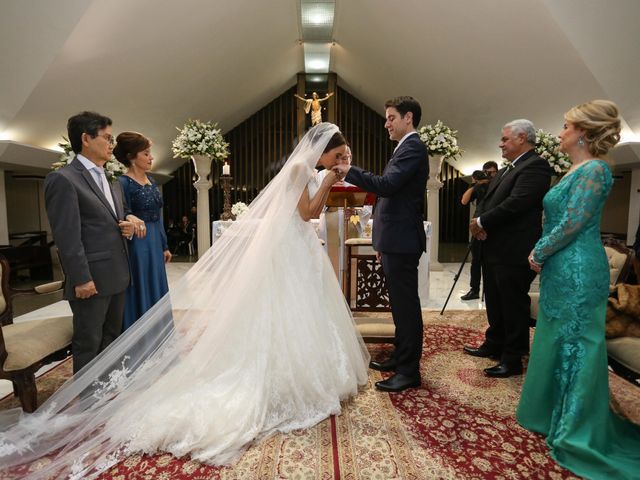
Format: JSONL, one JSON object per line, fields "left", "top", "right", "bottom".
{"left": 327, "top": 72, "right": 337, "bottom": 125}
{"left": 296, "top": 73, "right": 306, "bottom": 140}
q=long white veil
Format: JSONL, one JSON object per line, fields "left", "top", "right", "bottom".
{"left": 0, "top": 122, "right": 368, "bottom": 479}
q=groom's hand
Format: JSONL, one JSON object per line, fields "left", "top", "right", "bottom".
{"left": 332, "top": 163, "right": 351, "bottom": 180}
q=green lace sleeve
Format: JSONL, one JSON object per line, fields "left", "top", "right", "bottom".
{"left": 533, "top": 161, "right": 609, "bottom": 264}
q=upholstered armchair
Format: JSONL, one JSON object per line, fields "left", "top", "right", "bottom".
{"left": 0, "top": 253, "right": 72, "bottom": 411}
{"left": 529, "top": 241, "right": 638, "bottom": 383}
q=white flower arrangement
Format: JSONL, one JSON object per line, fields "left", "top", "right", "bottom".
{"left": 417, "top": 120, "right": 462, "bottom": 160}
{"left": 535, "top": 129, "right": 572, "bottom": 175}
{"left": 231, "top": 201, "right": 249, "bottom": 219}
{"left": 172, "top": 119, "right": 230, "bottom": 160}
{"left": 502, "top": 129, "right": 572, "bottom": 175}
{"left": 52, "top": 136, "right": 126, "bottom": 182}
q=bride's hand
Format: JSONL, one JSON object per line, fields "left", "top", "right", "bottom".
{"left": 322, "top": 170, "right": 341, "bottom": 188}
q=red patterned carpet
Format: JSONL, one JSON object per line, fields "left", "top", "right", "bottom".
{"left": 2, "top": 310, "right": 638, "bottom": 479}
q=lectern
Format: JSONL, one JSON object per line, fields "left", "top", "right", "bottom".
{"left": 326, "top": 186, "right": 375, "bottom": 295}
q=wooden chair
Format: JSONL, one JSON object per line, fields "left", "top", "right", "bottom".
{"left": 600, "top": 240, "right": 639, "bottom": 384}
{"left": 0, "top": 253, "right": 72, "bottom": 412}
{"left": 602, "top": 238, "right": 634, "bottom": 289}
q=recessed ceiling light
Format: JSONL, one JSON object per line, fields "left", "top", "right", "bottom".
{"left": 299, "top": 1, "right": 335, "bottom": 73}
{"left": 308, "top": 60, "right": 327, "bottom": 70}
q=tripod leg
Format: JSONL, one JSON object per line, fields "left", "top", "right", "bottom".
{"left": 440, "top": 244, "right": 473, "bottom": 315}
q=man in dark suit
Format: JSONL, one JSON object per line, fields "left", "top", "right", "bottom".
{"left": 333, "top": 96, "right": 428, "bottom": 392}
{"left": 464, "top": 119, "right": 551, "bottom": 377}
{"left": 45, "top": 111, "right": 144, "bottom": 373}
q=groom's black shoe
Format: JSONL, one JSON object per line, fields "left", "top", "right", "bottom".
{"left": 375, "top": 373, "right": 421, "bottom": 392}
{"left": 369, "top": 359, "right": 397, "bottom": 372}
{"left": 483, "top": 362, "right": 523, "bottom": 378}
{"left": 463, "top": 344, "right": 501, "bottom": 360}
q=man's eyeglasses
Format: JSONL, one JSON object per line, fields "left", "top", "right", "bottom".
{"left": 86, "top": 133, "right": 115, "bottom": 146}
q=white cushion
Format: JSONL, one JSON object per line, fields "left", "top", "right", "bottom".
{"left": 34, "top": 281, "right": 64, "bottom": 294}
{"left": 607, "top": 337, "right": 640, "bottom": 374}
{"left": 605, "top": 246, "right": 628, "bottom": 286}
{"left": 353, "top": 315, "right": 394, "bottom": 339}
{"left": 345, "top": 238, "right": 372, "bottom": 246}
{"left": 2, "top": 316, "right": 72, "bottom": 371}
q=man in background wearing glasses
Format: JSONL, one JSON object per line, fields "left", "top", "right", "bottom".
{"left": 45, "top": 111, "right": 145, "bottom": 373}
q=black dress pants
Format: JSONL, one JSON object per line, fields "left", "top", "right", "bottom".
{"left": 482, "top": 262, "right": 536, "bottom": 364}
{"left": 381, "top": 252, "right": 423, "bottom": 377}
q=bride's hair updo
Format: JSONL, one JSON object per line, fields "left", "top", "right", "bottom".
{"left": 564, "top": 100, "right": 621, "bottom": 157}
{"left": 113, "top": 131, "right": 151, "bottom": 167}
{"left": 323, "top": 132, "right": 346, "bottom": 153}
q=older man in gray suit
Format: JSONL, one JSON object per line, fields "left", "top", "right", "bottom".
{"left": 45, "top": 111, "right": 144, "bottom": 373}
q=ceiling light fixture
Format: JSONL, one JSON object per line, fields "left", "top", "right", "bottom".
{"left": 299, "top": 1, "right": 335, "bottom": 73}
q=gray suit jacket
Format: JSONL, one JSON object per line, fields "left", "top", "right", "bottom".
{"left": 44, "top": 157, "right": 131, "bottom": 300}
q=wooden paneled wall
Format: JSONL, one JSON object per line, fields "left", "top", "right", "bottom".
{"left": 439, "top": 160, "right": 470, "bottom": 243}
{"left": 162, "top": 159, "right": 195, "bottom": 226}
{"left": 222, "top": 86, "right": 299, "bottom": 208}
{"left": 162, "top": 82, "right": 470, "bottom": 250}
{"left": 335, "top": 86, "right": 395, "bottom": 175}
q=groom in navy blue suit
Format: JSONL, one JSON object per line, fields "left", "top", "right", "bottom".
{"left": 333, "top": 96, "right": 428, "bottom": 392}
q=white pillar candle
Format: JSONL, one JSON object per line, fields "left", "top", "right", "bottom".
{"left": 222, "top": 162, "right": 230, "bottom": 176}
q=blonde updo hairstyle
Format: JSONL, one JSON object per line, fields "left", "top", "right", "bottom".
{"left": 564, "top": 100, "right": 621, "bottom": 157}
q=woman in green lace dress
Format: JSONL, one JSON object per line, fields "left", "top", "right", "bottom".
{"left": 517, "top": 100, "right": 640, "bottom": 479}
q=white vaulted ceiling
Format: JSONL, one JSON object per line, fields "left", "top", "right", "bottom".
{"left": 1, "top": 0, "right": 639, "bottom": 177}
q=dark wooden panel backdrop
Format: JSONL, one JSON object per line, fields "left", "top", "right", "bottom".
{"left": 162, "top": 83, "right": 469, "bottom": 250}
{"left": 335, "top": 85, "right": 395, "bottom": 176}
{"left": 440, "top": 161, "right": 470, "bottom": 243}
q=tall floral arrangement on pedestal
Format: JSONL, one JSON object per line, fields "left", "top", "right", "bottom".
{"left": 171, "top": 119, "right": 230, "bottom": 160}
{"left": 417, "top": 120, "right": 462, "bottom": 160}
{"left": 534, "top": 129, "right": 571, "bottom": 176}
{"left": 51, "top": 136, "right": 126, "bottom": 182}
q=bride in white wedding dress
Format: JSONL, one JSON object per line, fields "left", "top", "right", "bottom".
{"left": 0, "top": 123, "right": 369, "bottom": 479}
